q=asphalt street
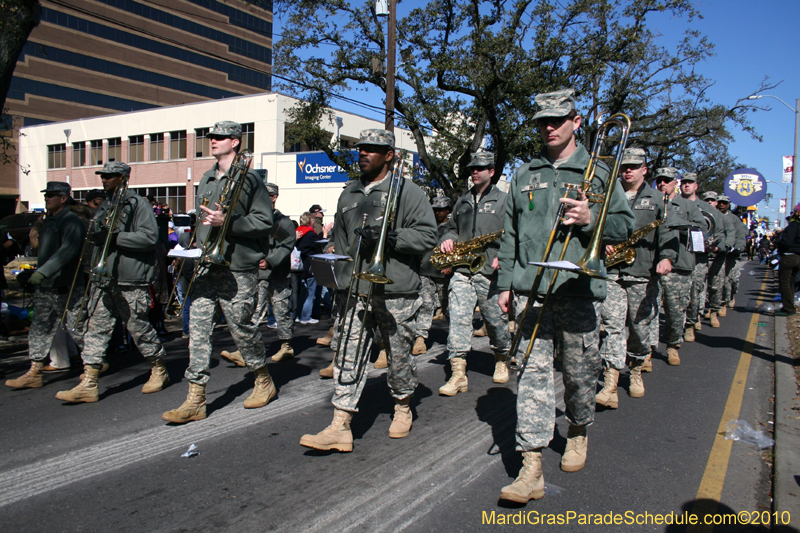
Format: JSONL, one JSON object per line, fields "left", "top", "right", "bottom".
{"left": 0, "top": 261, "right": 783, "bottom": 532}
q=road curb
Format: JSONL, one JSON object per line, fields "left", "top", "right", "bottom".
{"left": 773, "top": 312, "right": 800, "bottom": 521}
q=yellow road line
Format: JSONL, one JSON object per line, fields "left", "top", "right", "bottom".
{"left": 686, "top": 276, "right": 768, "bottom": 533}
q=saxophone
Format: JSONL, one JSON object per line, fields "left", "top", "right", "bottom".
{"left": 606, "top": 194, "right": 668, "bottom": 268}
{"left": 430, "top": 230, "right": 505, "bottom": 272}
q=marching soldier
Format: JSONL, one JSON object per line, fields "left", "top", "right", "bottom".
{"left": 702, "top": 191, "right": 730, "bottom": 327}
{"left": 55, "top": 162, "right": 169, "bottom": 403}
{"left": 162, "top": 121, "right": 274, "bottom": 424}
{"left": 596, "top": 149, "right": 677, "bottom": 408}
{"left": 300, "top": 129, "right": 437, "bottom": 452}
{"left": 6, "top": 182, "right": 86, "bottom": 390}
{"left": 438, "top": 151, "right": 511, "bottom": 394}
{"left": 718, "top": 195, "right": 747, "bottom": 310}
{"left": 496, "top": 89, "right": 634, "bottom": 502}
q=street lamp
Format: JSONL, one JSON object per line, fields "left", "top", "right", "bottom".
{"left": 747, "top": 94, "right": 800, "bottom": 210}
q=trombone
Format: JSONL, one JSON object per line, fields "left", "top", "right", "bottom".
{"left": 507, "top": 113, "right": 631, "bottom": 378}
{"left": 334, "top": 151, "right": 407, "bottom": 386}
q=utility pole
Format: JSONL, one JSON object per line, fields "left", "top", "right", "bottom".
{"left": 385, "top": 0, "right": 396, "bottom": 132}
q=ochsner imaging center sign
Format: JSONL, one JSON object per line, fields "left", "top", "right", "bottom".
{"left": 296, "top": 151, "right": 356, "bottom": 184}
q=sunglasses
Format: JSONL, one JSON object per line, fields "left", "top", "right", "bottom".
{"left": 208, "top": 135, "right": 231, "bottom": 141}
{"left": 655, "top": 177, "right": 675, "bottom": 183}
{"left": 99, "top": 175, "right": 121, "bottom": 180}
{"left": 44, "top": 192, "right": 62, "bottom": 198}
{"left": 537, "top": 115, "right": 573, "bottom": 128}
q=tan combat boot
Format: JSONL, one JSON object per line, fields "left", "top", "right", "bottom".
{"left": 5, "top": 360, "right": 44, "bottom": 389}
{"left": 316, "top": 327, "right": 334, "bottom": 346}
{"left": 162, "top": 382, "right": 206, "bottom": 423}
{"left": 684, "top": 326, "right": 695, "bottom": 342}
{"left": 493, "top": 354, "right": 509, "bottom": 384}
{"left": 299, "top": 409, "right": 354, "bottom": 452}
{"left": 439, "top": 357, "right": 468, "bottom": 396}
{"left": 704, "top": 311, "right": 711, "bottom": 320}
{"left": 710, "top": 312, "right": 721, "bottom": 328}
{"left": 629, "top": 360, "right": 645, "bottom": 398}
{"left": 388, "top": 397, "right": 412, "bottom": 438}
{"left": 499, "top": 449, "right": 545, "bottom": 503}
{"left": 142, "top": 360, "right": 169, "bottom": 394}
{"left": 55, "top": 365, "right": 99, "bottom": 403}
{"left": 271, "top": 342, "right": 294, "bottom": 362}
{"left": 243, "top": 366, "right": 276, "bottom": 408}
{"left": 718, "top": 306, "right": 727, "bottom": 317}
{"left": 319, "top": 361, "right": 334, "bottom": 379}
{"left": 666, "top": 345, "right": 680, "bottom": 366}
{"left": 641, "top": 353, "right": 653, "bottom": 373}
{"left": 374, "top": 349, "right": 388, "bottom": 370}
{"left": 695, "top": 320, "right": 702, "bottom": 331}
{"left": 220, "top": 349, "right": 246, "bottom": 367}
{"left": 412, "top": 337, "right": 427, "bottom": 355}
{"left": 473, "top": 324, "right": 487, "bottom": 337}
{"left": 561, "top": 425, "right": 588, "bottom": 472}
{"left": 728, "top": 298, "right": 735, "bottom": 308}
{"left": 595, "top": 368, "right": 619, "bottom": 409}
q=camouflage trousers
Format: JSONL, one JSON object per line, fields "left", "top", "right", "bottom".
{"left": 185, "top": 268, "right": 267, "bottom": 385}
{"left": 28, "top": 286, "right": 87, "bottom": 362}
{"left": 513, "top": 294, "right": 602, "bottom": 451}
{"left": 81, "top": 283, "right": 166, "bottom": 365}
{"left": 686, "top": 257, "right": 710, "bottom": 326}
{"left": 659, "top": 270, "right": 692, "bottom": 346}
{"left": 333, "top": 294, "right": 420, "bottom": 412}
{"left": 706, "top": 255, "right": 727, "bottom": 312}
{"left": 415, "top": 276, "right": 437, "bottom": 339}
{"left": 447, "top": 272, "right": 511, "bottom": 359}
{"left": 253, "top": 279, "right": 293, "bottom": 341}
{"left": 599, "top": 272, "right": 659, "bottom": 370}
{"left": 435, "top": 277, "right": 449, "bottom": 320}
{"left": 648, "top": 282, "right": 662, "bottom": 349}
{"left": 723, "top": 254, "right": 742, "bottom": 303}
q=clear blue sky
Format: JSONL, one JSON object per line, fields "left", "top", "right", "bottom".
{"left": 274, "top": 0, "right": 800, "bottom": 219}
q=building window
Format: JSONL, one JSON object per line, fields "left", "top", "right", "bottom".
{"left": 108, "top": 137, "right": 122, "bottom": 162}
{"left": 130, "top": 186, "right": 187, "bottom": 213}
{"left": 195, "top": 128, "right": 210, "bottom": 158}
{"left": 90, "top": 140, "right": 103, "bottom": 166}
{"left": 73, "top": 142, "right": 86, "bottom": 167}
{"left": 129, "top": 135, "right": 145, "bottom": 163}
{"left": 241, "top": 123, "right": 254, "bottom": 152}
{"left": 170, "top": 130, "right": 187, "bottom": 160}
{"left": 48, "top": 144, "right": 66, "bottom": 169}
{"left": 150, "top": 133, "right": 165, "bottom": 161}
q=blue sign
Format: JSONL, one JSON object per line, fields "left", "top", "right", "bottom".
{"left": 296, "top": 151, "right": 356, "bottom": 184}
{"left": 724, "top": 168, "right": 767, "bottom": 206}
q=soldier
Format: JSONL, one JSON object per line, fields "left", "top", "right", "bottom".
{"left": 718, "top": 195, "right": 747, "bottom": 311}
{"left": 680, "top": 175, "right": 726, "bottom": 340}
{"left": 162, "top": 121, "right": 274, "bottom": 424}
{"left": 6, "top": 182, "right": 87, "bottom": 390}
{"left": 596, "top": 149, "right": 677, "bottom": 408}
{"left": 299, "top": 129, "right": 437, "bottom": 452}
{"left": 702, "top": 191, "right": 730, "bottom": 328}
{"left": 496, "top": 89, "right": 634, "bottom": 503}
{"left": 438, "top": 151, "right": 511, "bottom": 393}
{"left": 221, "top": 182, "right": 296, "bottom": 365}
{"left": 654, "top": 168, "right": 705, "bottom": 366}
{"left": 55, "top": 162, "right": 169, "bottom": 403}
{"left": 431, "top": 197, "right": 453, "bottom": 322}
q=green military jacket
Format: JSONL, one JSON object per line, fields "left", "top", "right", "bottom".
{"left": 732, "top": 213, "right": 748, "bottom": 253}
{"left": 333, "top": 173, "right": 438, "bottom": 296}
{"left": 497, "top": 144, "right": 635, "bottom": 299}
{"left": 665, "top": 194, "right": 706, "bottom": 272}
{"left": 36, "top": 206, "right": 86, "bottom": 288}
{"left": 89, "top": 190, "right": 158, "bottom": 285}
{"left": 440, "top": 183, "right": 507, "bottom": 277}
{"left": 196, "top": 163, "right": 273, "bottom": 272}
{"left": 719, "top": 209, "right": 737, "bottom": 254}
{"left": 420, "top": 222, "right": 450, "bottom": 279}
{"left": 693, "top": 198, "right": 727, "bottom": 259}
{"left": 611, "top": 183, "right": 678, "bottom": 279}
{"left": 258, "top": 209, "right": 295, "bottom": 281}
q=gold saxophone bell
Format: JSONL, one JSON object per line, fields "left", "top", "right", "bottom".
{"left": 430, "top": 230, "right": 504, "bottom": 272}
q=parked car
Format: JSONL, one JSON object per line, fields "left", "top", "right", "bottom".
{"left": 0, "top": 212, "right": 43, "bottom": 257}
{"left": 171, "top": 213, "right": 193, "bottom": 237}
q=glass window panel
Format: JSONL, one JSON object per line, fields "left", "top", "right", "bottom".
{"left": 107, "top": 137, "right": 121, "bottom": 162}
{"left": 47, "top": 144, "right": 66, "bottom": 169}
{"left": 150, "top": 133, "right": 165, "bottom": 161}
{"left": 169, "top": 130, "right": 187, "bottom": 159}
{"left": 90, "top": 140, "right": 103, "bottom": 165}
{"left": 129, "top": 135, "right": 144, "bottom": 163}
{"left": 72, "top": 142, "right": 86, "bottom": 167}
{"left": 195, "top": 128, "right": 209, "bottom": 157}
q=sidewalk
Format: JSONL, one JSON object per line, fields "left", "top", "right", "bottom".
{"left": 773, "top": 307, "right": 800, "bottom": 520}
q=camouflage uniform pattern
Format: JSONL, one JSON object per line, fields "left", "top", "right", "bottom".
{"left": 599, "top": 272, "right": 659, "bottom": 370}
{"left": 706, "top": 256, "right": 727, "bottom": 312}
{"left": 253, "top": 280, "right": 271, "bottom": 327}
{"left": 253, "top": 278, "right": 293, "bottom": 340}
{"left": 659, "top": 271, "right": 692, "bottom": 345}
{"left": 333, "top": 294, "right": 420, "bottom": 412}
{"left": 447, "top": 272, "right": 511, "bottom": 358}
{"left": 186, "top": 268, "right": 267, "bottom": 385}
{"left": 28, "top": 286, "right": 87, "bottom": 361}
{"left": 435, "top": 278, "right": 449, "bottom": 320}
{"left": 513, "top": 294, "right": 602, "bottom": 451}
{"left": 686, "top": 259, "right": 710, "bottom": 325}
{"left": 81, "top": 283, "right": 166, "bottom": 365}
{"left": 723, "top": 256, "right": 741, "bottom": 303}
{"left": 649, "top": 283, "right": 662, "bottom": 348}
{"left": 415, "top": 275, "right": 437, "bottom": 339}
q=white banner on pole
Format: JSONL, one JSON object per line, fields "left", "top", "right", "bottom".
{"left": 783, "top": 155, "right": 794, "bottom": 183}
{"left": 780, "top": 198, "right": 787, "bottom": 214}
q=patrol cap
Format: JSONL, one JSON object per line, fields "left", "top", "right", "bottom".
{"left": 654, "top": 167, "right": 680, "bottom": 181}
{"left": 431, "top": 197, "right": 452, "bottom": 209}
{"left": 209, "top": 121, "right": 242, "bottom": 139}
{"left": 620, "top": 148, "right": 646, "bottom": 166}
{"left": 95, "top": 161, "right": 131, "bottom": 176}
{"left": 85, "top": 189, "right": 107, "bottom": 203}
{"left": 466, "top": 151, "right": 495, "bottom": 168}
{"left": 266, "top": 183, "right": 279, "bottom": 196}
{"left": 355, "top": 129, "right": 395, "bottom": 149}
{"left": 533, "top": 89, "right": 577, "bottom": 120}
{"left": 702, "top": 191, "right": 719, "bottom": 201}
{"left": 717, "top": 195, "right": 731, "bottom": 203}
{"left": 681, "top": 172, "right": 698, "bottom": 183}
{"left": 40, "top": 181, "right": 71, "bottom": 195}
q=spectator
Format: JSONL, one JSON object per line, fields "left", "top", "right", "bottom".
{"left": 309, "top": 204, "right": 326, "bottom": 235}
{"left": 289, "top": 219, "right": 301, "bottom": 320}
{"left": 777, "top": 205, "right": 800, "bottom": 316}
{"left": 85, "top": 189, "right": 107, "bottom": 216}
{"left": 296, "top": 212, "right": 322, "bottom": 324}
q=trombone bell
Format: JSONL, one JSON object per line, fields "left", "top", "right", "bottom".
{"left": 355, "top": 260, "right": 393, "bottom": 284}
